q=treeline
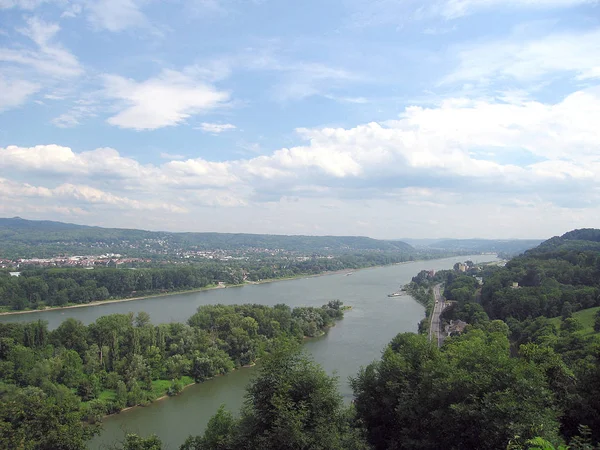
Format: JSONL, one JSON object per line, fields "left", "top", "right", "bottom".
{"left": 0, "top": 301, "right": 345, "bottom": 449}
{"left": 0, "top": 252, "right": 416, "bottom": 311}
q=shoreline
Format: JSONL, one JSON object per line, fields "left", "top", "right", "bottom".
{"left": 0, "top": 283, "right": 232, "bottom": 316}
{"left": 102, "top": 335, "right": 318, "bottom": 419}
{"left": 0, "top": 255, "right": 490, "bottom": 317}
{"left": 0, "top": 261, "right": 417, "bottom": 317}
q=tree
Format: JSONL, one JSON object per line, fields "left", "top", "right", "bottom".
{"left": 186, "top": 344, "right": 368, "bottom": 450}
{"left": 181, "top": 405, "right": 236, "bottom": 450}
{"left": 352, "top": 330, "right": 561, "bottom": 450}
{"left": 51, "top": 318, "right": 88, "bottom": 355}
{"left": 135, "top": 312, "right": 151, "bottom": 328}
{"left": 0, "top": 384, "right": 99, "bottom": 449}
{"left": 121, "top": 433, "right": 163, "bottom": 450}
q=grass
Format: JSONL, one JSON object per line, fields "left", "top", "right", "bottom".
{"left": 151, "top": 376, "right": 195, "bottom": 397}
{"left": 550, "top": 306, "right": 600, "bottom": 337}
{"left": 98, "top": 389, "right": 117, "bottom": 402}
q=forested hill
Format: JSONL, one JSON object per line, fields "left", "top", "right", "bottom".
{"left": 427, "top": 238, "right": 542, "bottom": 255}
{"left": 0, "top": 217, "right": 413, "bottom": 258}
{"left": 481, "top": 228, "right": 600, "bottom": 320}
{"left": 525, "top": 228, "right": 600, "bottom": 255}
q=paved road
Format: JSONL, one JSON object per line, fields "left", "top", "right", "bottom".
{"left": 429, "top": 284, "right": 446, "bottom": 348}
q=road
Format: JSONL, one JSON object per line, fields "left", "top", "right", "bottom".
{"left": 429, "top": 284, "right": 446, "bottom": 348}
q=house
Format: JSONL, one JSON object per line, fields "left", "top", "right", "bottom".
{"left": 446, "top": 320, "right": 468, "bottom": 336}
{"left": 9, "top": 272, "right": 21, "bottom": 277}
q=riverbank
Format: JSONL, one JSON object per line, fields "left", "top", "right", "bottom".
{"left": 0, "top": 283, "right": 234, "bottom": 316}
{"left": 0, "top": 261, "right": 415, "bottom": 317}
{"left": 100, "top": 320, "right": 341, "bottom": 420}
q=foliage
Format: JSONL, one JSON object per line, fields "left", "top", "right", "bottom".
{"left": 0, "top": 383, "right": 99, "bottom": 449}
{"left": 0, "top": 302, "right": 345, "bottom": 447}
{"left": 351, "top": 331, "right": 561, "bottom": 450}
{"left": 184, "top": 345, "right": 369, "bottom": 450}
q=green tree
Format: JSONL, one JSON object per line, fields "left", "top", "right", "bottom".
{"left": 121, "top": 433, "right": 163, "bottom": 450}
{"left": 236, "top": 345, "right": 365, "bottom": 449}
{"left": 181, "top": 405, "right": 236, "bottom": 450}
{"left": 0, "top": 384, "right": 99, "bottom": 449}
{"left": 352, "top": 330, "right": 561, "bottom": 450}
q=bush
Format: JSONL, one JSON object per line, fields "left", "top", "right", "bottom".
{"left": 167, "top": 379, "right": 183, "bottom": 396}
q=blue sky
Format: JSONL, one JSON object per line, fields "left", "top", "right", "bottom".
{"left": 1, "top": 0, "right": 599, "bottom": 238}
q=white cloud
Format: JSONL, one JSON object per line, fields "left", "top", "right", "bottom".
{"left": 61, "top": 3, "right": 82, "bottom": 18}
{"left": 2, "top": 85, "right": 600, "bottom": 234}
{"left": 0, "top": 178, "right": 185, "bottom": 212}
{"left": 205, "top": 50, "right": 362, "bottom": 102}
{"left": 0, "top": 17, "right": 83, "bottom": 78}
{"left": 160, "top": 152, "right": 186, "bottom": 160}
{"left": 85, "top": 0, "right": 148, "bottom": 32}
{"left": 0, "top": 75, "right": 40, "bottom": 111}
{"left": 269, "top": 62, "right": 361, "bottom": 101}
{"left": 103, "top": 70, "right": 230, "bottom": 130}
{"left": 198, "top": 122, "right": 237, "bottom": 133}
{"left": 348, "top": 0, "right": 597, "bottom": 28}
{"left": 324, "top": 94, "right": 369, "bottom": 104}
{"left": 51, "top": 99, "right": 97, "bottom": 128}
{"left": 0, "top": 0, "right": 49, "bottom": 9}
{"left": 443, "top": 27, "right": 600, "bottom": 85}
{"left": 0, "top": 17, "right": 81, "bottom": 113}
{"left": 433, "top": 0, "right": 599, "bottom": 19}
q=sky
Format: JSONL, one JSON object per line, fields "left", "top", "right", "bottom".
{"left": 0, "top": 0, "right": 599, "bottom": 239}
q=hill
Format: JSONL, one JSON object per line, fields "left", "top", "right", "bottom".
{"left": 480, "top": 228, "right": 600, "bottom": 321}
{"left": 424, "top": 238, "right": 542, "bottom": 255}
{"left": 0, "top": 217, "right": 414, "bottom": 258}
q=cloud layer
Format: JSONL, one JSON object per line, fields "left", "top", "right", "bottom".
{"left": 2, "top": 84, "right": 600, "bottom": 235}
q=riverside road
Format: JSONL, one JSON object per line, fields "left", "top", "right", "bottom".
{"left": 429, "top": 283, "right": 446, "bottom": 347}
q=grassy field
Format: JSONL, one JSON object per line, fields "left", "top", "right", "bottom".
{"left": 83, "top": 376, "right": 196, "bottom": 410}
{"left": 550, "top": 306, "right": 600, "bottom": 337}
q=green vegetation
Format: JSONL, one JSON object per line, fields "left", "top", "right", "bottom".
{"left": 0, "top": 301, "right": 346, "bottom": 448}
{"left": 549, "top": 306, "right": 600, "bottom": 337}
{"left": 0, "top": 217, "right": 415, "bottom": 258}
{"left": 1, "top": 255, "right": 413, "bottom": 312}
{"left": 7, "top": 227, "right": 600, "bottom": 450}
{"left": 181, "top": 345, "right": 369, "bottom": 450}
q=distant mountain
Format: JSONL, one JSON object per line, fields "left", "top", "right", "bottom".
{"left": 394, "top": 238, "right": 448, "bottom": 247}
{"left": 0, "top": 217, "right": 414, "bottom": 258}
{"left": 424, "top": 238, "right": 543, "bottom": 255}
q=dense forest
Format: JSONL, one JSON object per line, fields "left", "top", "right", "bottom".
{"left": 1, "top": 252, "right": 415, "bottom": 311}
{"left": 0, "top": 301, "right": 345, "bottom": 449}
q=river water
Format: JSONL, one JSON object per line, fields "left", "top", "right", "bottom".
{"left": 0, "top": 255, "right": 496, "bottom": 449}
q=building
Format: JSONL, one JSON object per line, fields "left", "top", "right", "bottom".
{"left": 446, "top": 320, "right": 468, "bottom": 336}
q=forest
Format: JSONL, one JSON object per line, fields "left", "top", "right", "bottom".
{"left": 4, "top": 228, "right": 600, "bottom": 450}
{"left": 0, "top": 301, "right": 345, "bottom": 449}
{"left": 0, "top": 252, "right": 416, "bottom": 311}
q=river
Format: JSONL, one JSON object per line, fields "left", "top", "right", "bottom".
{"left": 0, "top": 255, "right": 497, "bottom": 449}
